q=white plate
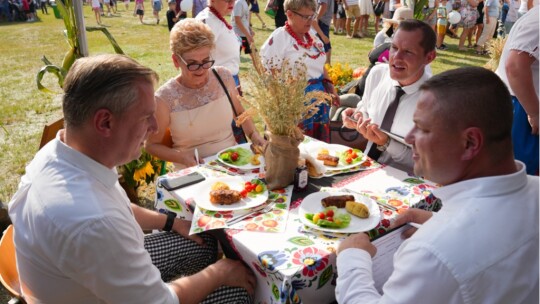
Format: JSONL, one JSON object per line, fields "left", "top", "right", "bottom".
{"left": 306, "top": 143, "right": 366, "bottom": 171}
{"left": 216, "top": 143, "right": 265, "bottom": 170}
{"left": 192, "top": 176, "right": 268, "bottom": 211}
{"left": 298, "top": 191, "right": 381, "bottom": 233}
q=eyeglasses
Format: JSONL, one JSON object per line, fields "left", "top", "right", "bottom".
{"left": 177, "top": 54, "right": 215, "bottom": 71}
{"left": 291, "top": 10, "right": 317, "bottom": 21}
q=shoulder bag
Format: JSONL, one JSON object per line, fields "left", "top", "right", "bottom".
{"left": 212, "top": 68, "right": 248, "bottom": 144}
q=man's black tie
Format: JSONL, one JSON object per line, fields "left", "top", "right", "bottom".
{"left": 367, "top": 86, "right": 406, "bottom": 161}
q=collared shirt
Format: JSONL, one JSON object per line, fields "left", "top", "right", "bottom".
{"left": 196, "top": 7, "right": 241, "bottom": 75}
{"left": 356, "top": 63, "right": 430, "bottom": 173}
{"left": 336, "top": 161, "right": 539, "bottom": 304}
{"left": 8, "top": 134, "right": 178, "bottom": 304}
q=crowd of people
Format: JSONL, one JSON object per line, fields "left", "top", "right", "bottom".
{"left": 4, "top": 0, "right": 539, "bottom": 301}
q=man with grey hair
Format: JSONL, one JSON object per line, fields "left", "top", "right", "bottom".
{"left": 9, "top": 54, "right": 255, "bottom": 304}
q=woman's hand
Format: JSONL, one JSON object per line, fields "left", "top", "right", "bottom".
{"left": 250, "top": 132, "right": 267, "bottom": 148}
{"left": 176, "top": 150, "right": 199, "bottom": 167}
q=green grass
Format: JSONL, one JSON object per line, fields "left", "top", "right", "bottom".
{"left": 0, "top": 5, "right": 488, "bottom": 204}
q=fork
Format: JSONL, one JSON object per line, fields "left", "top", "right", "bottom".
{"left": 226, "top": 202, "right": 276, "bottom": 226}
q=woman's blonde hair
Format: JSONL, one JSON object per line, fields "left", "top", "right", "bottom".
{"left": 170, "top": 18, "right": 215, "bottom": 56}
{"left": 284, "top": 0, "right": 316, "bottom": 12}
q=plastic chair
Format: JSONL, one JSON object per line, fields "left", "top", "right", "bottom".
{"left": 0, "top": 225, "right": 24, "bottom": 303}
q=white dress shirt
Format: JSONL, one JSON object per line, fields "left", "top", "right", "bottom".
{"left": 196, "top": 8, "right": 241, "bottom": 75}
{"left": 336, "top": 161, "right": 539, "bottom": 304}
{"left": 8, "top": 134, "right": 178, "bottom": 304}
{"left": 356, "top": 63, "right": 430, "bottom": 173}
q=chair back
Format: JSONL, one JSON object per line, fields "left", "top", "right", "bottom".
{"left": 0, "top": 225, "right": 22, "bottom": 298}
{"left": 39, "top": 118, "right": 64, "bottom": 150}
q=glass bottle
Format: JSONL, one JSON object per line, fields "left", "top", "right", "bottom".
{"left": 294, "top": 158, "right": 308, "bottom": 192}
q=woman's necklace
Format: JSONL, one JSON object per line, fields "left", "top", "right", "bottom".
{"left": 209, "top": 6, "right": 232, "bottom": 30}
{"left": 285, "top": 21, "right": 313, "bottom": 49}
{"left": 187, "top": 107, "right": 202, "bottom": 127}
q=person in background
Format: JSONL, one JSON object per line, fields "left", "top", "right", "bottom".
{"left": 261, "top": 0, "right": 339, "bottom": 143}
{"left": 39, "top": 0, "right": 47, "bottom": 14}
{"left": 495, "top": 6, "right": 538, "bottom": 175}
{"left": 134, "top": 0, "right": 144, "bottom": 23}
{"left": 124, "top": 0, "right": 129, "bottom": 12}
{"left": 336, "top": 66, "right": 539, "bottom": 304}
{"left": 92, "top": 0, "right": 102, "bottom": 24}
{"left": 192, "top": 0, "right": 207, "bottom": 16}
{"left": 232, "top": 0, "right": 256, "bottom": 63}
{"left": 358, "top": 0, "right": 373, "bottom": 37}
{"left": 196, "top": 0, "right": 242, "bottom": 87}
{"left": 8, "top": 54, "right": 256, "bottom": 304}
{"left": 457, "top": 0, "right": 479, "bottom": 51}
{"left": 334, "top": 0, "right": 346, "bottom": 34}
{"left": 311, "top": 0, "right": 334, "bottom": 63}
{"left": 388, "top": 0, "right": 400, "bottom": 18}
{"left": 166, "top": 0, "right": 183, "bottom": 30}
{"left": 503, "top": 0, "right": 519, "bottom": 34}
{"left": 475, "top": 0, "right": 499, "bottom": 54}
{"left": 423, "top": 0, "right": 438, "bottom": 31}
{"left": 274, "top": 0, "right": 287, "bottom": 27}
{"left": 152, "top": 0, "right": 163, "bottom": 24}
{"left": 249, "top": 0, "right": 266, "bottom": 28}
{"left": 435, "top": 0, "right": 448, "bottom": 49}
{"left": 145, "top": 19, "right": 265, "bottom": 169}
{"left": 342, "top": 20, "right": 436, "bottom": 173}
{"left": 343, "top": 0, "right": 362, "bottom": 38}
{"left": 373, "top": 6, "right": 413, "bottom": 47}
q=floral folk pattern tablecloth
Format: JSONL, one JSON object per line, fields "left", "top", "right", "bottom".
{"left": 227, "top": 166, "right": 441, "bottom": 304}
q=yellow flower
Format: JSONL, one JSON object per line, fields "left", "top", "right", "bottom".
{"left": 133, "top": 161, "right": 155, "bottom": 183}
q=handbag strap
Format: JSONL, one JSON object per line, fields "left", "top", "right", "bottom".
{"left": 211, "top": 68, "right": 248, "bottom": 143}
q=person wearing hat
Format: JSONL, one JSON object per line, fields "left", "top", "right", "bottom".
{"left": 373, "top": 6, "right": 413, "bottom": 47}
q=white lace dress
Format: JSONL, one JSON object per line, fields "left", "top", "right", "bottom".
{"left": 154, "top": 66, "right": 237, "bottom": 169}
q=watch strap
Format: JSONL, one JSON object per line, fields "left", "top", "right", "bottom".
{"left": 162, "top": 212, "right": 176, "bottom": 232}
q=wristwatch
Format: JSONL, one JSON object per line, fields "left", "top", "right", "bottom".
{"left": 376, "top": 138, "right": 391, "bottom": 152}
{"left": 162, "top": 212, "right": 176, "bottom": 232}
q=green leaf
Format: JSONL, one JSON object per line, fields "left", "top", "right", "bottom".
{"left": 36, "top": 65, "right": 65, "bottom": 93}
{"left": 86, "top": 27, "right": 126, "bottom": 55}
{"left": 318, "top": 265, "right": 333, "bottom": 289}
{"left": 288, "top": 236, "right": 314, "bottom": 246}
{"left": 403, "top": 178, "right": 425, "bottom": 184}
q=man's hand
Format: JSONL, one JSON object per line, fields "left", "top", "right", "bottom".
{"left": 213, "top": 259, "right": 257, "bottom": 295}
{"left": 341, "top": 108, "right": 363, "bottom": 129}
{"left": 356, "top": 119, "right": 389, "bottom": 146}
{"left": 391, "top": 208, "right": 433, "bottom": 239}
{"left": 172, "top": 218, "right": 204, "bottom": 244}
{"left": 337, "top": 233, "right": 377, "bottom": 257}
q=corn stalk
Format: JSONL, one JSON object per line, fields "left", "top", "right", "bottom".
{"left": 36, "top": 0, "right": 125, "bottom": 93}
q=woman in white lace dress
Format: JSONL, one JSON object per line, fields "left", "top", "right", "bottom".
{"left": 145, "top": 19, "right": 265, "bottom": 169}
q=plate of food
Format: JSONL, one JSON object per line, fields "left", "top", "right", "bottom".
{"left": 216, "top": 143, "right": 265, "bottom": 170}
{"left": 306, "top": 143, "right": 369, "bottom": 170}
{"left": 298, "top": 191, "right": 381, "bottom": 233}
{"left": 192, "top": 176, "right": 269, "bottom": 211}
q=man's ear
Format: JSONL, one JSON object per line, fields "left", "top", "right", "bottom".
{"left": 461, "top": 127, "right": 483, "bottom": 161}
{"left": 425, "top": 49, "right": 436, "bottom": 65}
{"left": 94, "top": 108, "right": 114, "bottom": 137}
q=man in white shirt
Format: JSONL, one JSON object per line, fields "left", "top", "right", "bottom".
{"left": 8, "top": 54, "right": 255, "bottom": 304}
{"left": 336, "top": 66, "right": 539, "bottom": 304}
{"left": 341, "top": 20, "right": 436, "bottom": 173}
